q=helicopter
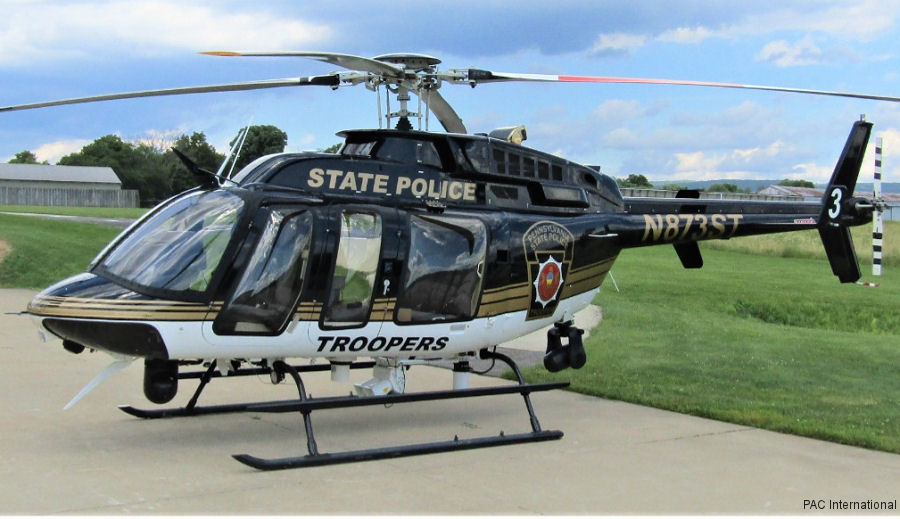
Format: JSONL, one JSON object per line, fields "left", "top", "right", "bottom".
{"left": 5, "top": 51, "right": 897, "bottom": 470}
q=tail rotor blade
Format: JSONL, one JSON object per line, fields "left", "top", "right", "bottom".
{"left": 873, "top": 137, "right": 884, "bottom": 276}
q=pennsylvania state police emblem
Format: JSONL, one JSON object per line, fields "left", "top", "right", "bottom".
{"left": 522, "top": 221, "right": 574, "bottom": 320}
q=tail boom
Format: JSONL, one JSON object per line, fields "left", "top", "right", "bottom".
{"left": 606, "top": 120, "right": 874, "bottom": 282}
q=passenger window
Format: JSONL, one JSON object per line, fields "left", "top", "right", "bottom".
{"left": 214, "top": 210, "right": 312, "bottom": 334}
{"left": 508, "top": 154, "right": 521, "bottom": 176}
{"left": 396, "top": 215, "right": 487, "bottom": 323}
{"left": 462, "top": 140, "right": 491, "bottom": 173}
{"left": 493, "top": 149, "right": 506, "bottom": 174}
{"left": 522, "top": 156, "right": 535, "bottom": 178}
{"left": 551, "top": 164, "right": 563, "bottom": 181}
{"left": 416, "top": 141, "right": 442, "bottom": 168}
{"left": 324, "top": 212, "right": 382, "bottom": 328}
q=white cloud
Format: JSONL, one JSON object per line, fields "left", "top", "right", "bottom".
{"left": 674, "top": 150, "right": 724, "bottom": 177}
{"left": 588, "top": 33, "right": 647, "bottom": 57}
{"left": 733, "top": 141, "right": 787, "bottom": 162}
{"left": 33, "top": 139, "right": 93, "bottom": 164}
{"left": 789, "top": 162, "right": 833, "bottom": 183}
{"left": 689, "top": 0, "right": 898, "bottom": 42}
{"left": 859, "top": 127, "right": 900, "bottom": 185}
{"left": 290, "top": 132, "right": 318, "bottom": 151}
{"left": 601, "top": 0, "right": 900, "bottom": 53}
{"left": 592, "top": 100, "right": 645, "bottom": 121}
{"left": 0, "top": 1, "right": 334, "bottom": 66}
{"left": 756, "top": 36, "right": 826, "bottom": 67}
{"left": 657, "top": 26, "right": 713, "bottom": 44}
{"left": 670, "top": 140, "right": 792, "bottom": 180}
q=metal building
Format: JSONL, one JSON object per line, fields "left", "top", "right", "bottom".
{"left": 0, "top": 163, "right": 139, "bottom": 207}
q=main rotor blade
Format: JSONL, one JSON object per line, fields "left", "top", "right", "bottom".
{"left": 203, "top": 51, "right": 406, "bottom": 78}
{"left": 458, "top": 69, "right": 900, "bottom": 103}
{"left": 0, "top": 75, "right": 339, "bottom": 113}
{"left": 420, "top": 89, "right": 466, "bottom": 134}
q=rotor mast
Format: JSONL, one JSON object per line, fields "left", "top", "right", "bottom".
{"left": 371, "top": 53, "right": 442, "bottom": 131}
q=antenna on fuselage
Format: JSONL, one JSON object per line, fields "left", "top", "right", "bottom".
{"left": 217, "top": 120, "right": 252, "bottom": 180}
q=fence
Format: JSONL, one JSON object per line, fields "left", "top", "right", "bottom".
{"left": 0, "top": 186, "right": 140, "bottom": 208}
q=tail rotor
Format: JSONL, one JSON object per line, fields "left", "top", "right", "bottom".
{"left": 872, "top": 137, "right": 885, "bottom": 277}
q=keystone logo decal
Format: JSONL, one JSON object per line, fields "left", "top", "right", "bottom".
{"left": 523, "top": 221, "right": 574, "bottom": 320}
{"left": 534, "top": 256, "right": 563, "bottom": 307}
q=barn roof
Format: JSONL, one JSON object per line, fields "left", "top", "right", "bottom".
{"left": 0, "top": 163, "right": 121, "bottom": 185}
{"left": 757, "top": 185, "right": 822, "bottom": 198}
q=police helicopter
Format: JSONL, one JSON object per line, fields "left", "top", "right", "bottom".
{"left": 4, "top": 51, "right": 897, "bottom": 470}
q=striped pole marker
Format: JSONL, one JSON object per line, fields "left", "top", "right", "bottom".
{"left": 873, "top": 137, "right": 883, "bottom": 276}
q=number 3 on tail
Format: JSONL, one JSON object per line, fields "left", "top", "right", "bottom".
{"left": 827, "top": 187, "right": 843, "bottom": 220}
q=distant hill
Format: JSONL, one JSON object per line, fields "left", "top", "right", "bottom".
{"left": 650, "top": 179, "right": 900, "bottom": 194}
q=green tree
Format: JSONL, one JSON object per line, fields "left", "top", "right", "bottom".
{"left": 321, "top": 143, "right": 342, "bottom": 154}
{"left": 706, "top": 183, "right": 751, "bottom": 193}
{"left": 778, "top": 179, "right": 815, "bottom": 188}
{"left": 660, "top": 183, "right": 688, "bottom": 191}
{"left": 58, "top": 135, "right": 169, "bottom": 207}
{"left": 231, "top": 125, "right": 288, "bottom": 172}
{"left": 615, "top": 174, "right": 653, "bottom": 188}
{"left": 9, "top": 150, "right": 44, "bottom": 164}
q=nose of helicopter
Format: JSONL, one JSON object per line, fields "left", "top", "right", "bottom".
{"left": 27, "top": 272, "right": 173, "bottom": 359}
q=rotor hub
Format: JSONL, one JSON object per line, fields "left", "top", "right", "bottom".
{"left": 372, "top": 53, "right": 441, "bottom": 72}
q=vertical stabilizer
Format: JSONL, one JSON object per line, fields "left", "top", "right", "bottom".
{"left": 817, "top": 120, "right": 873, "bottom": 283}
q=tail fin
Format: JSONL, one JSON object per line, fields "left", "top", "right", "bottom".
{"left": 817, "top": 120, "right": 873, "bottom": 283}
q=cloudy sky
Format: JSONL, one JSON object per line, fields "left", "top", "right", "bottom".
{"left": 1, "top": 0, "right": 899, "bottom": 184}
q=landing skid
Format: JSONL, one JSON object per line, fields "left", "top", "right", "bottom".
{"left": 121, "top": 351, "right": 569, "bottom": 470}
{"left": 234, "top": 430, "right": 563, "bottom": 470}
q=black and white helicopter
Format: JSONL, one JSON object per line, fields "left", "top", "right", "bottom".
{"left": 4, "top": 51, "right": 896, "bottom": 470}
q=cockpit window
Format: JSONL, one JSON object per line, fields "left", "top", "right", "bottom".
{"left": 97, "top": 190, "right": 243, "bottom": 296}
{"left": 375, "top": 137, "right": 442, "bottom": 168}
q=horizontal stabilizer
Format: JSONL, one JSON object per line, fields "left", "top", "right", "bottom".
{"left": 674, "top": 241, "right": 703, "bottom": 269}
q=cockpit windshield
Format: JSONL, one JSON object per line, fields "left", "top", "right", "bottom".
{"left": 96, "top": 190, "right": 244, "bottom": 297}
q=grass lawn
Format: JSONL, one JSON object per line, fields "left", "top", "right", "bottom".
{"left": 704, "top": 220, "right": 900, "bottom": 269}
{"left": 524, "top": 241, "right": 900, "bottom": 453}
{"left": 0, "top": 213, "right": 122, "bottom": 289}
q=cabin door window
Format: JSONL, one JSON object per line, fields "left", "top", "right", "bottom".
{"left": 322, "top": 211, "right": 383, "bottom": 328}
{"left": 395, "top": 215, "right": 487, "bottom": 323}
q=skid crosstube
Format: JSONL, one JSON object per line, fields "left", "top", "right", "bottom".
{"left": 119, "top": 360, "right": 377, "bottom": 419}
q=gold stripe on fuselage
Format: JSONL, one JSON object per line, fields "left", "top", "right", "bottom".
{"left": 558, "top": 257, "right": 616, "bottom": 300}
{"left": 477, "top": 255, "right": 618, "bottom": 317}
{"left": 27, "top": 295, "right": 218, "bottom": 321}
